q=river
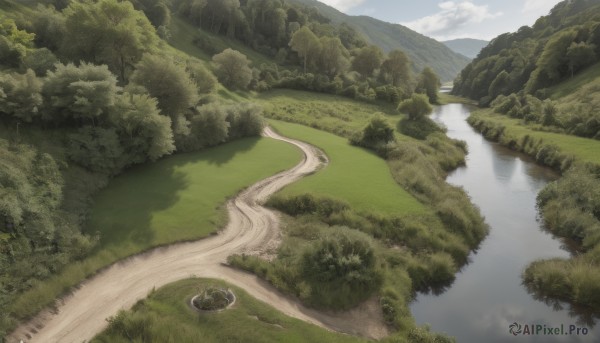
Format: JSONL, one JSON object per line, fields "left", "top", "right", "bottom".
{"left": 410, "top": 104, "right": 599, "bottom": 342}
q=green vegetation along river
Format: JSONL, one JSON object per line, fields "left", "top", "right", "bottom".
{"left": 410, "top": 104, "right": 599, "bottom": 342}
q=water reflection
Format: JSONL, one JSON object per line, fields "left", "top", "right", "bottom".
{"left": 411, "top": 104, "right": 599, "bottom": 342}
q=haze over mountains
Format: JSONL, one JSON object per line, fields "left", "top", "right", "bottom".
{"left": 442, "top": 38, "right": 489, "bottom": 59}
{"left": 288, "top": 0, "right": 470, "bottom": 81}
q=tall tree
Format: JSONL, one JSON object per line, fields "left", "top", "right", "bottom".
{"left": 42, "top": 63, "right": 119, "bottom": 125}
{"left": 289, "top": 26, "right": 320, "bottom": 74}
{"left": 398, "top": 93, "right": 432, "bottom": 120}
{"left": 61, "top": 0, "right": 159, "bottom": 81}
{"left": 130, "top": 54, "right": 199, "bottom": 118}
{"left": 381, "top": 50, "right": 411, "bottom": 87}
{"left": 417, "top": 67, "right": 441, "bottom": 104}
{"left": 212, "top": 49, "right": 253, "bottom": 89}
{"left": 351, "top": 45, "right": 383, "bottom": 79}
{"left": 317, "top": 36, "right": 349, "bottom": 77}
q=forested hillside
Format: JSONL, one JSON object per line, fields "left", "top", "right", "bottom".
{"left": 286, "top": 0, "right": 470, "bottom": 81}
{"left": 453, "top": 0, "right": 600, "bottom": 140}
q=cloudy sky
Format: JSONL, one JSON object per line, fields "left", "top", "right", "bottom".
{"left": 317, "top": 0, "right": 564, "bottom": 41}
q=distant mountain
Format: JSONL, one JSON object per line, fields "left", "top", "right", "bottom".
{"left": 287, "top": 0, "right": 470, "bottom": 81}
{"left": 442, "top": 39, "right": 489, "bottom": 59}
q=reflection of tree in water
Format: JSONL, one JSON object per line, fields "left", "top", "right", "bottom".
{"left": 524, "top": 282, "right": 599, "bottom": 328}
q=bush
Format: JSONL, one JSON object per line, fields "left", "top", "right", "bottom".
{"left": 300, "top": 228, "right": 383, "bottom": 309}
{"left": 398, "top": 117, "right": 442, "bottom": 140}
{"left": 397, "top": 94, "right": 432, "bottom": 120}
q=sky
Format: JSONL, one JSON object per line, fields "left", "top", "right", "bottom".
{"left": 316, "top": 0, "right": 564, "bottom": 41}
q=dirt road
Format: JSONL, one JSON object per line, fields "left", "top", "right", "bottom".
{"left": 9, "top": 127, "right": 388, "bottom": 343}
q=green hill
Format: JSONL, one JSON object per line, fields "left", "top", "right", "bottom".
{"left": 287, "top": 0, "right": 470, "bottom": 81}
{"left": 453, "top": 0, "right": 600, "bottom": 104}
{"left": 442, "top": 38, "right": 488, "bottom": 59}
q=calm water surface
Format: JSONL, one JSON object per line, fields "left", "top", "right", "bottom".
{"left": 410, "top": 104, "right": 599, "bottom": 342}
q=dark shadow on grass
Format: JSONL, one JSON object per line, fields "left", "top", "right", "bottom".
{"left": 85, "top": 137, "right": 261, "bottom": 251}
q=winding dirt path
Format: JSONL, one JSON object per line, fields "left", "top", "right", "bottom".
{"left": 9, "top": 127, "right": 388, "bottom": 343}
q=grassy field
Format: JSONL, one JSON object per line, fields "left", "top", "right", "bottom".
{"left": 258, "top": 90, "right": 414, "bottom": 141}
{"left": 9, "top": 137, "right": 301, "bottom": 322}
{"left": 92, "top": 278, "right": 366, "bottom": 343}
{"left": 270, "top": 120, "right": 426, "bottom": 216}
{"left": 470, "top": 110, "right": 600, "bottom": 165}
{"left": 88, "top": 137, "right": 301, "bottom": 252}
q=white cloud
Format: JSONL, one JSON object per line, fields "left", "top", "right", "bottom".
{"left": 522, "top": 0, "right": 559, "bottom": 13}
{"left": 401, "top": 1, "right": 502, "bottom": 39}
{"left": 318, "top": 0, "right": 367, "bottom": 12}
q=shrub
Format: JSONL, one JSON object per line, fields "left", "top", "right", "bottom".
{"left": 397, "top": 94, "right": 432, "bottom": 120}
{"left": 300, "top": 228, "right": 383, "bottom": 309}
{"left": 399, "top": 117, "right": 442, "bottom": 140}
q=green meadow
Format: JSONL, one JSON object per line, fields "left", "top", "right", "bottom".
{"left": 270, "top": 120, "right": 426, "bottom": 216}
{"left": 258, "top": 89, "right": 414, "bottom": 141}
{"left": 92, "top": 278, "right": 366, "bottom": 343}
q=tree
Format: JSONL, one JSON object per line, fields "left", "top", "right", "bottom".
{"left": 22, "top": 48, "right": 58, "bottom": 76}
{"left": 176, "top": 103, "right": 230, "bottom": 151}
{"left": 130, "top": 54, "right": 199, "bottom": 118}
{"left": 417, "top": 67, "right": 441, "bottom": 104}
{"left": 31, "top": 4, "right": 66, "bottom": 51}
{"left": 185, "top": 59, "right": 218, "bottom": 94}
{"left": 351, "top": 45, "right": 383, "bottom": 79}
{"left": 0, "top": 69, "right": 43, "bottom": 122}
{"left": 361, "top": 115, "right": 395, "bottom": 146}
{"left": 317, "top": 36, "right": 349, "bottom": 77}
{"left": 381, "top": 50, "right": 411, "bottom": 87}
{"left": 61, "top": 0, "right": 159, "bottom": 81}
{"left": 526, "top": 29, "right": 577, "bottom": 92}
{"left": 225, "top": 103, "right": 264, "bottom": 139}
{"left": 398, "top": 93, "right": 432, "bottom": 120}
{"left": 488, "top": 70, "right": 510, "bottom": 99}
{"left": 212, "top": 49, "right": 253, "bottom": 89}
{"left": 110, "top": 93, "right": 175, "bottom": 163}
{"left": 289, "top": 26, "right": 320, "bottom": 74}
{"left": 67, "top": 126, "right": 125, "bottom": 174}
{"left": 566, "top": 42, "right": 596, "bottom": 77}
{"left": 0, "top": 18, "right": 35, "bottom": 68}
{"left": 42, "top": 63, "right": 119, "bottom": 125}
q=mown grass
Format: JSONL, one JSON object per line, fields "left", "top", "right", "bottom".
{"left": 87, "top": 137, "right": 301, "bottom": 251}
{"left": 258, "top": 89, "right": 413, "bottom": 141}
{"left": 92, "top": 278, "right": 366, "bottom": 343}
{"left": 8, "top": 137, "right": 301, "bottom": 324}
{"left": 470, "top": 109, "right": 600, "bottom": 165}
{"left": 270, "top": 120, "right": 426, "bottom": 216}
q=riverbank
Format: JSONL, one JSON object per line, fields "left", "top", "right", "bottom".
{"left": 467, "top": 107, "right": 600, "bottom": 325}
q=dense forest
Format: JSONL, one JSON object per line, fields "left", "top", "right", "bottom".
{"left": 453, "top": 0, "right": 600, "bottom": 139}
{"left": 0, "top": 0, "right": 451, "bottom": 339}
